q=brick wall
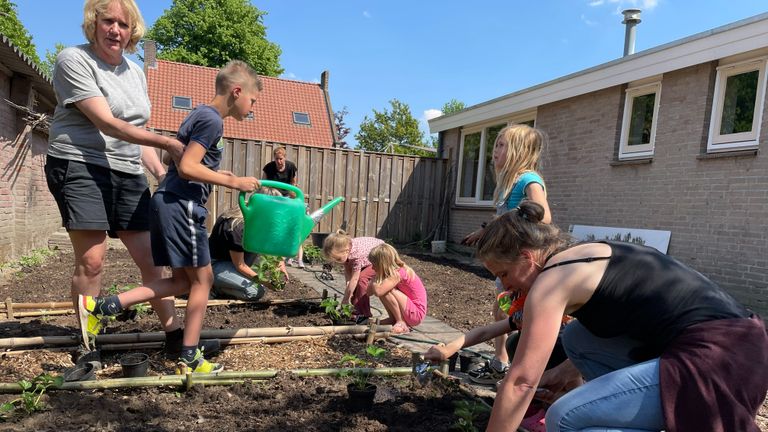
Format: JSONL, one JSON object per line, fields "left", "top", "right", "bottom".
{"left": 443, "top": 62, "right": 768, "bottom": 316}
{"left": 0, "top": 72, "right": 61, "bottom": 263}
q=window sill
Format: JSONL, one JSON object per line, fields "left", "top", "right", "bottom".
{"left": 610, "top": 158, "right": 653, "bottom": 166}
{"left": 452, "top": 203, "right": 495, "bottom": 211}
{"left": 697, "top": 149, "right": 758, "bottom": 160}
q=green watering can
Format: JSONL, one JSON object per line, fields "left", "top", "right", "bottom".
{"left": 239, "top": 180, "right": 344, "bottom": 257}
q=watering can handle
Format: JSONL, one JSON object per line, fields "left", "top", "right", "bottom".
{"left": 252, "top": 180, "right": 305, "bottom": 201}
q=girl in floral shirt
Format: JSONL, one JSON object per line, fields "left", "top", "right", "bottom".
{"left": 322, "top": 230, "right": 383, "bottom": 321}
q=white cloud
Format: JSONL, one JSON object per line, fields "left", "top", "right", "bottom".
{"left": 589, "top": 0, "right": 604, "bottom": 6}
{"left": 362, "top": 10, "right": 371, "bottom": 18}
{"left": 282, "top": 72, "right": 297, "bottom": 80}
{"left": 580, "top": 14, "right": 598, "bottom": 26}
{"left": 423, "top": 109, "right": 442, "bottom": 121}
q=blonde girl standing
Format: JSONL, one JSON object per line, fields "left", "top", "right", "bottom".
{"left": 462, "top": 124, "right": 552, "bottom": 385}
{"left": 367, "top": 244, "right": 428, "bottom": 334}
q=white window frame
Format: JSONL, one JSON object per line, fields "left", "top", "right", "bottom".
{"left": 619, "top": 82, "right": 661, "bottom": 160}
{"left": 172, "top": 96, "right": 192, "bottom": 110}
{"left": 292, "top": 112, "right": 311, "bottom": 125}
{"left": 707, "top": 58, "right": 767, "bottom": 152}
{"left": 455, "top": 114, "right": 535, "bottom": 207}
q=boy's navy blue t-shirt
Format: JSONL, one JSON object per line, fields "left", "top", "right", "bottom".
{"left": 159, "top": 105, "right": 224, "bottom": 204}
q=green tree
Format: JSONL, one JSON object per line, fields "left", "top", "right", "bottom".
{"left": 441, "top": 98, "right": 466, "bottom": 115}
{"left": 356, "top": 99, "right": 431, "bottom": 156}
{"left": 146, "top": 0, "right": 283, "bottom": 76}
{"left": 39, "top": 42, "right": 65, "bottom": 78}
{"left": 0, "top": 0, "right": 41, "bottom": 65}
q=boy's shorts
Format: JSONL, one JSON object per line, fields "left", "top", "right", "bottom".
{"left": 150, "top": 191, "right": 210, "bottom": 268}
{"left": 45, "top": 156, "right": 151, "bottom": 235}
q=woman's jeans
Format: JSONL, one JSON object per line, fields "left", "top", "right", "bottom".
{"left": 211, "top": 260, "right": 265, "bottom": 301}
{"left": 546, "top": 321, "right": 665, "bottom": 432}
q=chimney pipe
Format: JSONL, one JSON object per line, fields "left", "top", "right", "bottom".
{"left": 621, "top": 9, "right": 641, "bottom": 56}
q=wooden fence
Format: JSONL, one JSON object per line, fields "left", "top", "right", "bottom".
{"left": 154, "top": 132, "right": 451, "bottom": 244}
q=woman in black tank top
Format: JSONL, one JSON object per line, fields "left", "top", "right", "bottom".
{"left": 424, "top": 201, "right": 766, "bottom": 432}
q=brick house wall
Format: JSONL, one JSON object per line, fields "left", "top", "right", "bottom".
{"left": 441, "top": 61, "right": 768, "bottom": 316}
{"left": 0, "top": 72, "right": 60, "bottom": 263}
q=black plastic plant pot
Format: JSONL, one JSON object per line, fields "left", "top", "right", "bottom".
{"left": 311, "top": 232, "right": 331, "bottom": 248}
{"left": 63, "top": 362, "right": 96, "bottom": 382}
{"left": 119, "top": 352, "right": 150, "bottom": 378}
{"left": 331, "top": 317, "right": 357, "bottom": 326}
{"left": 346, "top": 383, "right": 377, "bottom": 411}
{"left": 459, "top": 352, "right": 480, "bottom": 373}
{"left": 448, "top": 352, "right": 459, "bottom": 372}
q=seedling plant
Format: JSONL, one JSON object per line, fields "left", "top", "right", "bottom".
{"left": 339, "top": 345, "right": 387, "bottom": 390}
{"left": 452, "top": 399, "right": 491, "bottom": 432}
{"left": 0, "top": 373, "right": 63, "bottom": 420}
{"left": 252, "top": 255, "right": 286, "bottom": 291}
{"left": 302, "top": 244, "right": 323, "bottom": 265}
{"left": 320, "top": 297, "right": 353, "bottom": 322}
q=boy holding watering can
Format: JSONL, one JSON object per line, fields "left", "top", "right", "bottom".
{"left": 76, "top": 60, "right": 262, "bottom": 373}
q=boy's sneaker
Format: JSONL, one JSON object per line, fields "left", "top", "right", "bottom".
{"left": 468, "top": 360, "right": 508, "bottom": 385}
{"left": 175, "top": 349, "right": 224, "bottom": 374}
{"left": 76, "top": 294, "right": 105, "bottom": 350}
{"left": 164, "top": 338, "right": 222, "bottom": 361}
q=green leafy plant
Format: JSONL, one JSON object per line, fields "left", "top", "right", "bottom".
{"left": 252, "top": 255, "right": 286, "bottom": 291}
{"left": 131, "top": 302, "right": 150, "bottom": 318}
{"left": 302, "top": 244, "right": 323, "bottom": 265}
{"left": 17, "top": 248, "right": 56, "bottom": 268}
{"left": 106, "top": 283, "right": 137, "bottom": 296}
{"left": 452, "top": 400, "right": 491, "bottom": 432}
{"left": 0, "top": 373, "right": 63, "bottom": 420}
{"left": 339, "top": 345, "right": 387, "bottom": 390}
{"left": 320, "top": 297, "right": 353, "bottom": 322}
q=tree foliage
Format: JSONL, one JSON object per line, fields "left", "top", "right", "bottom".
{"left": 355, "top": 99, "right": 430, "bottom": 156}
{"left": 39, "top": 42, "right": 65, "bottom": 78}
{"left": 0, "top": 0, "right": 41, "bottom": 65}
{"left": 441, "top": 98, "right": 466, "bottom": 115}
{"left": 334, "top": 106, "right": 351, "bottom": 148}
{"left": 146, "top": 0, "right": 283, "bottom": 76}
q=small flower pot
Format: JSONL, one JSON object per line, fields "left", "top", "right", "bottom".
{"left": 119, "top": 353, "right": 150, "bottom": 378}
{"left": 459, "top": 352, "right": 480, "bottom": 373}
{"left": 63, "top": 362, "right": 96, "bottom": 382}
{"left": 331, "top": 317, "right": 357, "bottom": 326}
{"left": 347, "top": 382, "right": 377, "bottom": 411}
{"left": 311, "top": 232, "right": 331, "bottom": 248}
{"left": 448, "top": 352, "right": 459, "bottom": 372}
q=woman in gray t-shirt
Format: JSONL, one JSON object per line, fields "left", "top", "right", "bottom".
{"left": 44, "top": 0, "right": 195, "bottom": 355}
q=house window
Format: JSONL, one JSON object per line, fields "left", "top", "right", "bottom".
{"left": 619, "top": 82, "right": 661, "bottom": 159}
{"left": 456, "top": 118, "right": 535, "bottom": 206}
{"left": 172, "top": 96, "right": 192, "bottom": 110}
{"left": 707, "top": 58, "right": 767, "bottom": 152}
{"left": 293, "top": 112, "right": 310, "bottom": 125}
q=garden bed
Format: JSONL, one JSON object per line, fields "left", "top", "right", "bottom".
{"left": 0, "top": 248, "right": 494, "bottom": 430}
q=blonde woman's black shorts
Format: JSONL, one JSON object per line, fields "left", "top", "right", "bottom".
{"left": 44, "top": 156, "right": 151, "bottom": 235}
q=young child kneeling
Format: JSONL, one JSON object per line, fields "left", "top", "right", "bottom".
{"left": 367, "top": 244, "right": 427, "bottom": 334}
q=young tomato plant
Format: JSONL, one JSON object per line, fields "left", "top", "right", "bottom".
{"left": 0, "top": 373, "right": 63, "bottom": 420}
{"left": 339, "top": 345, "right": 387, "bottom": 390}
{"left": 252, "top": 255, "right": 286, "bottom": 291}
{"left": 452, "top": 399, "right": 491, "bottom": 432}
{"left": 320, "top": 297, "right": 354, "bottom": 322}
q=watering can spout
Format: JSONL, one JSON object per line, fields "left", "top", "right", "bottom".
{"left": 304, "top": 197, "right": 344, "bottom": 238}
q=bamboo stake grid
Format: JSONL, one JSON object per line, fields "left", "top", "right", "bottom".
{"left": 1, "top": 296, "right": 325, "bottom": 319}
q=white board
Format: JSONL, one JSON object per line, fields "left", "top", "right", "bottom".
{"left": 569, "top": 225, "right": 671, "bottom": 254}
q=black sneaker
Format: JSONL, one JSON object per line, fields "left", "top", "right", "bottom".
{"left": 468, "top": 360, "right": 508, "bottom": 385}
{"left": 355, "top": 316, "right": 370, "bottom": 325}
{"left": 164, "top": 337, "right": 221, "bottom": 361}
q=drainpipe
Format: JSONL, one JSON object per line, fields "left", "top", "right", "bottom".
{"left": 621, "top": 9, "right": 642, "bottom": 56}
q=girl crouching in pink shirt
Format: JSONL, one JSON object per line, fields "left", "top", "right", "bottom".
{"left": 367, "top": 244, "right": 427, "bottom": 334}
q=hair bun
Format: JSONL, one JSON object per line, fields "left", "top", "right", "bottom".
{"left": 335, "top": 229, "right": 347, "bottom": 235}
{"left": 518, "top": 201, "right": 545, "bottom": 223}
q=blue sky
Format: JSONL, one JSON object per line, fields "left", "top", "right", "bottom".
{"left": 15, "top": 0, "right": 768, "bottom": 148}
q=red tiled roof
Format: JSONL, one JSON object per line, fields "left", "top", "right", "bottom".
{"left": 146, "top": 60, "right": 334, "bottom": 147}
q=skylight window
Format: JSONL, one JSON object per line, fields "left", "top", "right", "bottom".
{"left": 292, "top": 112, "right": 311, "bottom": 125}
{"left": 172, "top": 96, "right": 192, "bottom": 110}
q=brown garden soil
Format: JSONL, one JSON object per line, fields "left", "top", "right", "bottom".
{"left": 0, "top": 247, "right": 493, "bottom": 431}
{"left": 0, "top": 247, "right": 765, "bottom": 430}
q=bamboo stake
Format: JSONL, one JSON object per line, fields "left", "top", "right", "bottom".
{"left": 12, "top": 309, "right": 73, "bottom": 318}
{"left": 5, "top": 298, "right": 13, "bottom": 319}
{"left": 366, "top": 317, "right": 380, "bottom": 345}
{"left": 0, "top": 367, "right": 414, "bottom": 393}
{"left": 5, "top": 297, "right": 322, "bottom": 311}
